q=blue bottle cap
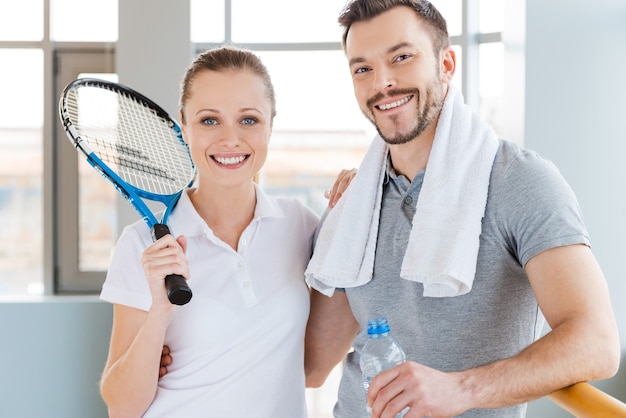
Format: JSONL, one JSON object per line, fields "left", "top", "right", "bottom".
{"left": 367, "top": 317, "right": 390, "bottom": 334}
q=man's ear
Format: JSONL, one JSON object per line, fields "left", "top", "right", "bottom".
{"left": 440, "top": 46, "right": 456, "bottom": 82}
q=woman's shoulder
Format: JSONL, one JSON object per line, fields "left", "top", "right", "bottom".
{"left": 115, "top": 217, "right": 154, "bottom": 251}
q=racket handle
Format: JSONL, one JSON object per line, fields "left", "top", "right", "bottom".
{"left": 152, "top": 224, "right": 193, "bottom": 306}
{"left": 165, "top": 274, "right": 193, "bottom": 305}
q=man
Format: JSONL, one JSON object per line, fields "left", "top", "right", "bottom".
{"left": 304, "top": 1, "right": 620, "bottom": 417}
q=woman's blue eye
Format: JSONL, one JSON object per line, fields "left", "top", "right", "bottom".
{"left": 241, "top": 117, "right": 257, "bottom": 125}
{"left": 202, "top": 118, "right": 218, "bottom": 125}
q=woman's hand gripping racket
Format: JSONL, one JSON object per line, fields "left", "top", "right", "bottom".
{"left": 59, "top": 78, "right": 197, "bottom": 305}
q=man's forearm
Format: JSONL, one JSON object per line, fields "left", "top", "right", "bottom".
{"left": 457, "top": 316, "right": 620, "bottom": 411}
{"left": 305, "top": 289, "right": 358, "bottom": 387}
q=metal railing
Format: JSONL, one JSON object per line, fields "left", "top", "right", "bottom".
{"left": 548, "top": 382, "right": 626, "bottom": 417}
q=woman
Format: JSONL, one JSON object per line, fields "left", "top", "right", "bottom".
{"left": 99, "top": 47, "right": 320, "bottom": 417}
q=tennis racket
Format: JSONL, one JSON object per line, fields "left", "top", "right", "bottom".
{"left": 58, "top": 78, "right": 197, "bottom": 305}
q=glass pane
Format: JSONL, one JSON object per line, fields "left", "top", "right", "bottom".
{"left": 232, "top": 0, "right": 343, "bottom": 43}
{"left": 430, "top": 0, "right": 462, "bottom": 37}
{"left": 76, "top": 73, "right": 118, "bottom": 272}
{"left": 479, "top": 0, "right": 503, "bottom": 33}
{"left": 51, "top": 0, "right": 118, "bottom": 42}
{"left": 257, "top": 50, "right": 372, "bottom": 215}
{"left": 190, "top": 0, "right": 225, "bottom": 43}
{"left": 78, "top": 158, "right": 118, "bottom": 271}
{"left": 0, "top": 49, "right": 44, "bottom": 294}
{"left": 478, "top": 42, "right": 504, "bottom": 136}
{"left": 258, "top": 50, "right": 365, "bottom": 131}
{"left": 0, "top": 0, "right": 43, "bottom": 41}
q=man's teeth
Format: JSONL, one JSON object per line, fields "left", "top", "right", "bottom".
{"left": 378, "top": 96, "right": 411, "bottom": 110}
{"left": 215, "top": 155, "right": 246, "bottom": 165}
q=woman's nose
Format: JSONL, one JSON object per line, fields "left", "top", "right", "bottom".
{"left": 218, "top": 124, "right": 242, "bottom": 146}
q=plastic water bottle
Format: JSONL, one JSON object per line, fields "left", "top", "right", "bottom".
{"left": 360, "top": 317, "right": 409, "bottom": 417}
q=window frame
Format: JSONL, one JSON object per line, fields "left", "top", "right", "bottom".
{"left": 53, "top": 48, "right": 116, "bottom": 292}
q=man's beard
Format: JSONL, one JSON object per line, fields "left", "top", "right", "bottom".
{"left": 365, "top": 79, "right": 445, "bottom": 145}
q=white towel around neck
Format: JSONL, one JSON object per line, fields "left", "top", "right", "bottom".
{"left": 305, "top": 84, "right": 500, "bottom": 297}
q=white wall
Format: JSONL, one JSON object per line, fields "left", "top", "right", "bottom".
{"left": 525, "top": 0, "right": 626, "bottom": 415}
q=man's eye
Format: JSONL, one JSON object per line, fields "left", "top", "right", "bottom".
{"left": 395, "top": 54, "right": 410, "bottom": 62}
{"left": 354, "top": 67, "right": 369, "bottom": 75}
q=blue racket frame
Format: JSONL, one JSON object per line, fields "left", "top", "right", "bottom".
{"left": 59, "top": 78, "right": 197, "bottom": 305}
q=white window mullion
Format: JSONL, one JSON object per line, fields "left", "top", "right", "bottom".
{"left": 461, "top": 0, "right": 480, "bottom": 110}
{"left": 43, "top": 0, "right": 55, "bottom": 294}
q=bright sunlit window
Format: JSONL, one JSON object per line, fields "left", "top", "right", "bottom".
{"left": 231, "top": 0, "right": 344, "bottom": 43}
{"left": 0, "top": 0, "right": 118, "bottom": 294}
{"left": 0, "top": 2, "right": 508, "bottom": 284}
{"left": 0, "top": 50, "right": 44, "bottom": 294}
{"left": 50, "top": 0, "right": 118, "bottom": 41}
{"left": 0, "top": 0, "right": 43, "bottom": 41}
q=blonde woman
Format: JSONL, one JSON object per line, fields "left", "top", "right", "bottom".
{"left": 99, "top": 47, "right": 322, "bottom": 418}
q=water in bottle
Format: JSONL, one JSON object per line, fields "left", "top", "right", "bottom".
{"left": 360, "top": 317, "right": 409, "bottom": 417}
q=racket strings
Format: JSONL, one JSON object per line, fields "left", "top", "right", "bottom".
{"left": 96, "top": 146, "right": 176, "bottom": 182}
{"left": 66, "top": 86, "right": 195, "bottom": 195}
{"left": 115, "top": 94, "right": 190, "bottom": 192}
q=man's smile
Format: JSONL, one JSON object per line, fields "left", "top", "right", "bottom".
{"left": 375, "top": 95, "right": 413, "bottom": 111}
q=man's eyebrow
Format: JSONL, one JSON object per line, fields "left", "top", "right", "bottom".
{"left": 348, "top": 56, "right": 366, "bottom": 67}
{"left": 348, "top": 42, "right": 415, "bottom": 67}
{"left": 389, "top": 42, "right": 413, "bottom": 53}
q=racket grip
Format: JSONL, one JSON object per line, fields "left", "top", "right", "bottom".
{"left": 165, "top": 274, "right": 193, "bottom": 305}
{"left": 152, "top": 224, "right": 193, "bottom": 306}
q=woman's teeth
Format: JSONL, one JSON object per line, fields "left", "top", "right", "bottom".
{"left": 215, "top": 155, "right": 246, "bottom": 165}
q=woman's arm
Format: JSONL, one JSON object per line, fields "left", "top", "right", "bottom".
{"left": 100, "top": 304, "right": 171, "bottom": 417}
{"left": 100, "top": 234, "right": 188, "bottom": 417}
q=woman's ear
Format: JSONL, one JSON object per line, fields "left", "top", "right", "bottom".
{"left": 178, "top": 112, "right": 188, "bottom": 143}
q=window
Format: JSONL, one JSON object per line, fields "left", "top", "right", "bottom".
{"left": 50, "top": 0, "right": 118, "bottom": 42}
{"left": 0, "top": 49, "right": 44, "bottom": 294}
{"left": 230, "top": 0, "right": 343, "bottom": 43}
{"left": 0, "top": 0, "right": 43, "bottom": 41}
{"left": 0, "top": 0, "right": 117, "bottom": 294}
{"left": 54, "top": 54, "right": 116, "bottom": 292}
{"left": 0, "top": 1, "right": 512, "bottom": 290}
{"left": 191, "top": 0, "right": 506, "bottom": 218}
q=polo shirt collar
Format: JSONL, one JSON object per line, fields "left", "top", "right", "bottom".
{"left": 384, "top": 152, "right": 426, "bottom": 185}
{"left": 168, "top": 184, "right": 285, "bottom": 238}
{"left": 253, "top": 183, "right": 285, "bottom": 221}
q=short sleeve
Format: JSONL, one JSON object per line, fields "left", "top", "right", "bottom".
{"left": 100, "top": 221, "right": 154, "bottom": 311}
{"left": 491, "top": 148, "right": 590, "bottom": 267}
